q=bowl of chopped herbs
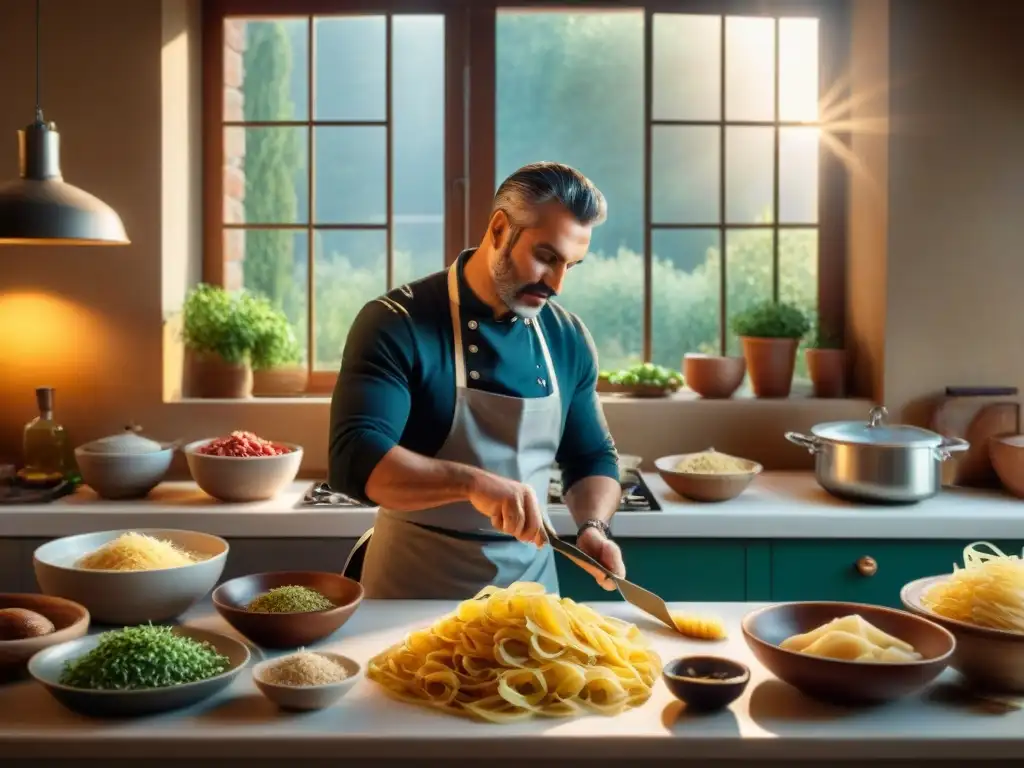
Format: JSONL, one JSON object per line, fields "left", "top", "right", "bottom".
{"left": 212, "top": 571, "right": 364, "bottom": 650}
{"left": 27, "top": 624, "right": 250, "bottom": 717}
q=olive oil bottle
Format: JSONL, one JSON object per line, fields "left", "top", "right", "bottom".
{"left": 19, "top": 387, "right": 71, "bottom": 487}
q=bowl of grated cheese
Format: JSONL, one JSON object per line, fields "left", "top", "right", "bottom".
{"left": 33, "top": 529, "right": 228, "bottom": 625}
{"left": 655, "top": 449, "right": 762, "bottom": 502}
{"left": 253, "top": 649, "right": 360, "bottom": 711}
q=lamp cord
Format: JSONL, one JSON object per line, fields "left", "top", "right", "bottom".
{"left": 35, "top": 0, "right": 43, "bottom": 124}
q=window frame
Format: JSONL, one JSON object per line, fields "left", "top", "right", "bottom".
{"left": 201, "top": 0, "right": 849, "bottom": 394}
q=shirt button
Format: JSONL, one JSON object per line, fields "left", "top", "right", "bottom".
{"left": 524, "top": 318, "right": 532, "bottom": 326}
{"left": 467, "top": 320, "right": 478, "bottom": 330}
{"left": 470, "top": 370, "right": 481, "bottom": 380}
{"left": 468, "top": 344, "right": 479, "bottom": 353}
{"left": 511, "top": 317, "right": 518, "bottom": 323}
{"left": 537, "top": 378, "right": 546, "bottom": 387}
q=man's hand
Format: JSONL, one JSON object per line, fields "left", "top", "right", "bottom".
{"left": 575, "top": 526, "right": 625, "bottom": 591}
{"left": 467, "top": 471, "right": 546, "bottom": 546}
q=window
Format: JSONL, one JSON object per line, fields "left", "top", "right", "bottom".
{"left": 203, "top": 0, "right": 846, "bottom": 393}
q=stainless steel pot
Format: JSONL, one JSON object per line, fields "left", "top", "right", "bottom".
{"left": 785, "top": 406, "right": 969, "bottom": 503}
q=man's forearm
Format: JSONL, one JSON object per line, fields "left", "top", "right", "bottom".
{"left": 364, "top": 445, "right": 483, "bottom": 512}
{"left": 563, "top": 475, "right": 621, "bottom": 528}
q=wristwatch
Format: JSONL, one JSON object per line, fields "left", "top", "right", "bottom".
{"left": 577, "top": 519, "right": 613, "bottom": 541}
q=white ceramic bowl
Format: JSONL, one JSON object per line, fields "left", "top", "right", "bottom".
{"left": 184, "top": 439, "right": 303, "bottom": 502}
{"left": 252, "top": 651, "right": 360, "bottom": 711}
{"left": 74, "top": 446, "right": 174, "bottom": 500}
{"left": 33, "top": 528, "right": 228, "bottom": 625}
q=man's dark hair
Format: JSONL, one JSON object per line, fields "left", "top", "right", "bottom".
{"left": 491, "top": 162, "right": 607, "bottom": 228}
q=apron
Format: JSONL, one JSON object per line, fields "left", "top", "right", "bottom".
{"left": 358, "top": 265, "right": 562, "bottom": 599}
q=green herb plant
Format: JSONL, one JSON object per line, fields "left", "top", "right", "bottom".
{"left": 249, "top": 297, "right": 303, "bottom": 371}
{"left": 730, "top": 300, "right": 810, "bottom": 340}
{"left": 603, "top": 362, "right": 683, "bottom": 390}
{"left": 59, "top": 624, "right": 230, "bottom": 690}
{"left": 181, "top": 283, "right": 261, "bottom": 365}
{"left": 246, "top": 585, "right": 336, "bottom": 613}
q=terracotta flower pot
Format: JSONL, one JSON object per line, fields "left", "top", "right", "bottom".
{"left": 740, "top": 337, "right": 799, "bottom": 398}
{"left": 183, "top": 349, "right": 252, "bottom": 399}
{"left": 806, "top": 348, "right": 848, "bottom": 398}
{"left": 252, "top": 366, "right": 310, "bottom": 397}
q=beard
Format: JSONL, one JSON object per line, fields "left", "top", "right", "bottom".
{"left": 491, "top": 244, "right": 553, "bottom": 319}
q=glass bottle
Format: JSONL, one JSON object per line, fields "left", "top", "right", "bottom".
{"left": 20, "top": 387, "right": 70, "bottom": 486}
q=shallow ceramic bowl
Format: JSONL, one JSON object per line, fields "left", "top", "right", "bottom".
{"left": 742, "top": 601, "right": 955, "bottom": 705}
{"left": 655, "top": 453, "right": 762, "bottom": 502}
{"left": 74, "top": 446, "right": 174, "bottom": 500}
{"left": 990, "top": 435, "right": 1024, "bottom": 499}
{"left": 663, "top": 655, "right": 750, "bottom": 711}
{"left": 28, "top": 625, "right": 249, "bottom": 718}
{"left": 33, "top": 528, "right": 228, "bottom": 625}
{"left": 253, "top": 651, "right": 360, "bottom": 711}
{"left": 0, "top": 593, "right": 90, "bottom": 678}
{"left": 902, "top": 575, "right": 1024, "bottom": 692}
{"left": 184, "top": 439, "right": 303, "bottom": 502}
{"left": 212, "top": 571, "right": 364, "bottom": 650}
{"left": 682, "top": 354, "right": 747, "bottom": 399}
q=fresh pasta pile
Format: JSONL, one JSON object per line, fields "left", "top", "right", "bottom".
{"left": 922, "top": 541, "right": 1024, "bottom": 632}
{"left": 366, "top": 582, "right": 662, "bottom": 722}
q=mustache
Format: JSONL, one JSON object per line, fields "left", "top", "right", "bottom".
{"left": 517, "top": 283, "right": 556, "bottom": 299}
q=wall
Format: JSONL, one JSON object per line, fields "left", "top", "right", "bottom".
{"left": 0, "top": 0, "right": 1019, "bottom": 479}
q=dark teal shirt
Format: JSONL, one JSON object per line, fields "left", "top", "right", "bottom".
{"left": 329, "top": 249, "right": 619, "bottom": 503}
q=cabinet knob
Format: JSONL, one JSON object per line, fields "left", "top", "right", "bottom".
{"left": 856, "top": 556, "right": 878, "bottom": 577}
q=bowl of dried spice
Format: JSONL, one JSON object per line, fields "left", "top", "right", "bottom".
{"left": 253, "top": 649, "right": 360, "bottom": 711}
{"left": 212, "top": 571, "right": 364, "bottom": 650}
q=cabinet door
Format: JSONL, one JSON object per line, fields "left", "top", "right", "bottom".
{"left": 557, "top": 539, "right": 748, "bottom": 603}
{"left": 770, "top": 540, "right": 1024, "bottom": 608}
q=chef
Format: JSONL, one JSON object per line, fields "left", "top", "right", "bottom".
{"left": 328, "top": 161, "right": 624, "bottom": 599}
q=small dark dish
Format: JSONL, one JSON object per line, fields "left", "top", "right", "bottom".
{"left": 663, "top": 655, "right": 750, "bottom": 711}
{"left": 212, "top": 571, "right": 363, "bottom": 650}
{"left": 742, "top": 601, "right": 955, "bottom": 706}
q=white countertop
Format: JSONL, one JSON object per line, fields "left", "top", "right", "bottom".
{"left": 1, "top": 599, "right": 1022, "bottom": 762}
{"left": 0, "top": 471, "right": 1021, "bottom": 540}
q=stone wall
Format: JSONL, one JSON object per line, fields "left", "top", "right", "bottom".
{"left": 222, "top": 19, "right": 247, "bottom": 291}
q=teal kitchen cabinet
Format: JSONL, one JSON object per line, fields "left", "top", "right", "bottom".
{"left": 557, "top": 539, "right": 750, "bottom": 603}
{"left": 769, "top": 539, "right": 1024, "bottom": 608}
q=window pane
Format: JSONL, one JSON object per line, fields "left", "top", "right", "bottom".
{"left": 652, "top": 229, "right": 721, "bottom": 367}
{"left": 726, "top": 126, "right": 774, "bottom": 224}
{"left": 228, "top": 18, "right": 309, "bottom": 121}
{"left": 230, "top": 229, "right": 310, "bottom": 365}
{"left": 652, "top": 14, "right": 720, "bottom": 121}
{"left": 314, "top": 126, "right": 386, "bottom": 224}
{"left": 224, "top": 127, "right": 308, "bottom": 224}
{"left": 725, "top": 228, "right": 773, "bottom": 355}
{"left": 779, "top": 18, "right": 819, "bottom": 122}
{"left": 725, "top": 17, "right": 775, "bottom": 121}
{"left": 496, "top": 9, "right": 644, "bottom": 370}
{"left": 313, "top": 16, "right": 386, "bottom": 121}
{"left": 393, "top": 15, "right": 445, "bottom": 286}
{"left": 779, "top": 228, "right": 818, "bottom": 380}
{"left": 780, "top": 127, "right": 820, "bottom": 224}
{"left": 651, "top": 126, "right": 719, "bottom": 224}
{"left": 313, "top": 230, "right": 387, "bottom": 371}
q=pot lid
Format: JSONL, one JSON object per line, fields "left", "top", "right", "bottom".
{"left": 81, "top": 424, "right": 165, "bottom": 454}
{"left": 810, "top": 406, "right": 944, "bottom": 448}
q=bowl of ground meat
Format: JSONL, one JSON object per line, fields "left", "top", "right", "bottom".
{"left": 184, "top": 431, "right": 303, "bottom": 502}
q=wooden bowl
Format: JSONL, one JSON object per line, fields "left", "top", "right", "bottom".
{"left": 742, "top": 601, "right": 955, "bottom": 705}
{"left": 990, "top": 435, "right": 1024, "bottom": 498}
{"left": 0, "top": 594, "right": 90, "bottom": 679}
{"left": 682, "top": 354, "right": 746, "bottom": 399}
{"left": 663, "top": 655, "right": 750, "bottom": 711}
{"left": 654, "top": 453, "right": 762, "bottom": 502}
{"left": 902, "top": 575, "right": 1024, "bottom": 692}
{"left": 212, "top": 571, "right": 363, "bottom": 650}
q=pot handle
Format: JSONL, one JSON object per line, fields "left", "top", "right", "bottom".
{"left": 785, "top": 431, "right": 822, "bottom": 454}
{"left": 935, "top": 436, "right": 970, "bottom": 461}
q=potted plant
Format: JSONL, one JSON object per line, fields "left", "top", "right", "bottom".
{"left": 180, "top": 284, "right": 259, "bottom": 399}
{"left": 730, "top": 300, "right": 810, "bottom": 398}
{"left": 805, "top": 325, "right": 847, "bottom": 398}
{"left": 251, "top": 299, "right": 308, "bottom": 397}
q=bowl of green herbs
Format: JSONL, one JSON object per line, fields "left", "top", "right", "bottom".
{"left": 27, "top": 624, "right": 250, "bottom": 717}
{"left": 212, "top": 571, "right": 364, "bottom": 650}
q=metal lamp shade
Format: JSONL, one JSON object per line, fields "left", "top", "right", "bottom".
{"left": 0, "top": 122, "right": 129, "bottom": 246}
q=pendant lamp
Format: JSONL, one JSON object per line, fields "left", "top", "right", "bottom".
{"left": 0, "top": 0, "right": 129, "bottom": 245}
